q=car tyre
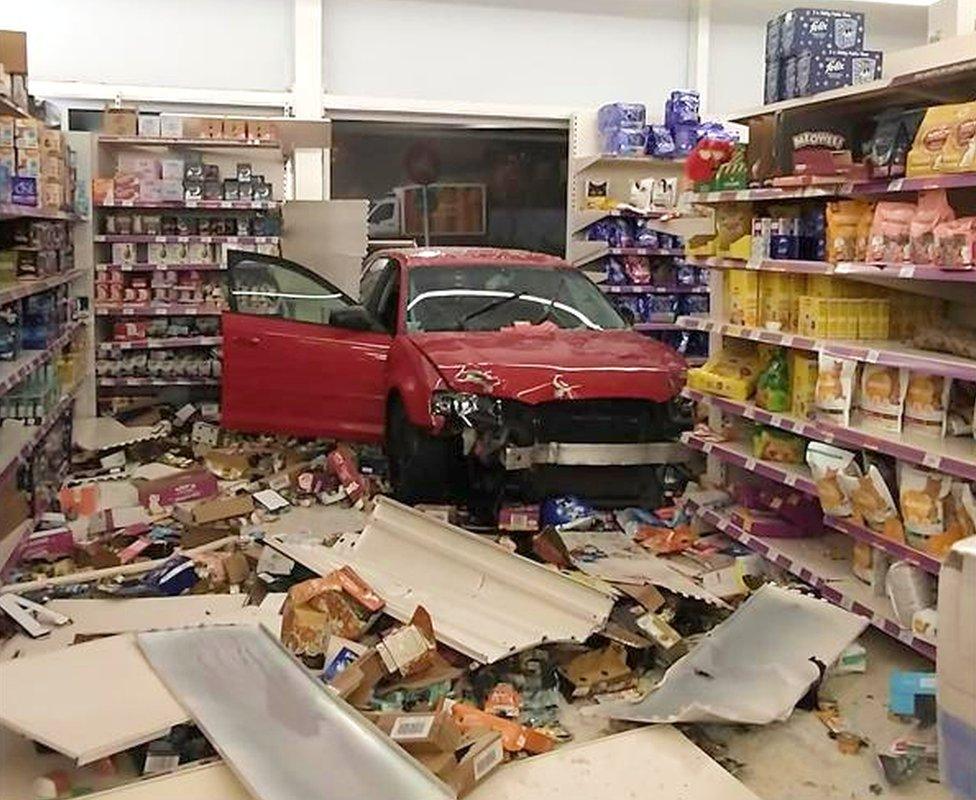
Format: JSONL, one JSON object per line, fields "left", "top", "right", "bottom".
{"left": 386, "top": 397, "right": 459, "bottom": 504}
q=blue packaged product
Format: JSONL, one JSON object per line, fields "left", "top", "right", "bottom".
{"left": 779, "top": 8, "right": 865, "bottom": 58}
{"left": 605, "top": 256, "right": 628, "bottom": 285}
{"left": 541, "top": 495, "right": 597, "bottom": 529}
{"left": 765, "top": 17, "right": 781, "bottom": 62}
{"left": 796, "top": 50, "right": 883, "bottom": 97}
{"left": 672, "top": 124, "right": 699, "bottom": 156}
{"left": 679, "top": 294, "right": 711, "bottom": 316}
{"left": 646, "top": 294, "right": 679, "bottom": 322}
{"left": 597, "top": 103, "right": 646, "bottom": 132}
{"left": 764, "top": 60, "right": 783, "bottom": 104}
{"left": 665, "top": 90, "right": 700, "bottom": 128}
{"left": 600, "top": 127, "right": 647, "bottom": 156}
{"left": 614, "top": 295, "right": 643, "bottom": 323}
{"left": 697, "top": 267, "right": 710, "bottom": 286}
{"left": 675, "top": 264, "right": 697, "bottom": 286}
{"left": 611, "top": 218, "right": 634, "bottom": 248}
{"left": 0, "top": 308, "right": 20, "bottom": 361}
{"left": 11, "top": 176, "right": 37, "bottom": 207}
{"left": 646, "top": 125, "right": 676, "bottom": 158}
{"left": 783, "top": 57, "right": 798, "bottom": 100}
{"left": 586, "top": 219, "right": 615, "bottom": 243}
{"left": 634, "top": 219, "right": 661, "bottom": 247}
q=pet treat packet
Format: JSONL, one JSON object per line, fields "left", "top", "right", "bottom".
{"left": 815, "top": 354, "right": 857, "bottom": 427}
{"left": 858, "top": 365, "right": 907, "bottom": 433}
{"left": 840, "top": 465, "right": 903, "bottom": 539}
{"left": 903, "top": 370, "right": 951, "bottom": 438}
{"left": 807, "top": 441, "right": 860, "bottom": 517}
{"left": 898, "top": 463, "right": 951, "bottom": 552}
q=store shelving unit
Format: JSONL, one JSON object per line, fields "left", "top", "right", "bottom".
{"left": 567, "top": 111, "right": 711, "bottom": 365}
{"left": 91, "top": 131, "right": 286, "bottom": 412}
{"left": 681, "top": 53, "right": 976, "bottom": 660}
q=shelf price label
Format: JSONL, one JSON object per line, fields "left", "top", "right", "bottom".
{"left": 923, "top": 452, "right": 941, "bottom": 469}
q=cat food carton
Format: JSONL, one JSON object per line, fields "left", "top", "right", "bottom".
{"left": 858, "top": 365, "right": 907, "bottom": 433}
{"left": 898, "top": 464, "right": 951, "bottom": 553}
{"left": 904, "top": 371, "right": 951, "bottom": 438}
{"left": 815, "top": 353, "right": 857, "bottom": 427}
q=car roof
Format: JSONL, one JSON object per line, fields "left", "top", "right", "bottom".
{"left": 375, "top": 247, "right": 569, "bottom": 270}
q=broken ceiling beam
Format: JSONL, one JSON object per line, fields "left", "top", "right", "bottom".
{"left": 265, "top": 496, "right": 615, "bottom": 664}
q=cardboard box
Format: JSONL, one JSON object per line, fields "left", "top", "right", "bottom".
{"left": 103, "top": 107, "right": 138, "bottom": 137}
{"left": 0, "top": 30, "right": 27, "bottom": 75}
{"left": 795, "top": 50, "right": 883, "bottom": 97}
{"left": 134, "top": 468, "right": 218, "bottom": 508}
{"left": 14, "top": 117, "right": 38, "bottom": 148}
{"left": 137, "top": 114, "right": 161, "bottom": 138}
{"left": 39, "top": 129, "right": 63, "bottom": 154}
{"left": 92, "top": 177, "right": 114, "bottom": 204}
{"left": 159, "top": 114, "right": 183, "bottom": 138}
{"left": 224, "top": 119, "right": 247, "bottom": 140}
{"left": 366, "top": 710, "right": 462, "bottom": 755}
{"left": 448, "top": 731, "right": 504, "bottom": 796}
{"left": 15, "top": 146, "right": 39, "bottom": 177}
{"left": 0, "top": 117, "right": 13, "bottom": 148}
{"left": 937, "top": 538, "right": 976, "bottom": 797}
{"left": 330, "top": 647, "right": 390, "bottom": 706}
{"left": 779, "top": 8, "right": 864, "bottom": 58}
{"left": 173, "top": 494, "right": 254, "bottom": 526}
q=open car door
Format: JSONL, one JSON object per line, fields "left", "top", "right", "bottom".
{"left": 222, "top": 251, "right": 391, "bottom": 442}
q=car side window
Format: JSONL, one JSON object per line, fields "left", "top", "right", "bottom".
{"left": 375, "top": 264, "right": 401, "bottom": 333}
{"left": 227, "top": 251, "right": 351, "bottom": 325}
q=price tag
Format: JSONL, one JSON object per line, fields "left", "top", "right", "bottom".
{"left": 202, "top": 236, "right": 214, "bottom": 243}
{"left": 702, "top": 442, "right": 713, "bottom": 454}
{"left": 122, "top": 307, "right": 135, "bottom": 316}
{"left": 889, "top": 178, "right": 904, "bottom": 192}
{"left": 154, "top": 236, "right": 166, "bottom": 243}
{"left": 746, "top": 260, "right": 762, "bottom": 270}
{"left": 185, "top": 200, "right": 198, "bottom": 208}
{"left": 898, "top": 265, "right": 915, "bottom": 279}
{"left": 744, "top": 458, "right": 757, "bottom": 471}
{"left": 923, "top": 452, "right": 941, "bottom": 469}
{"left": 747, "top": 329, "right": 760, "bottom": 340}
{"left": 780, "top": 334, "right": 795, "bottom": 347}
{"left": 743, "top": 406, "right": 756, "bottom": 420}
{"left": 866, "top": 349, "right": 880, "bottom": 363}
{"left": 834, "top": 263, "right": 852, "bottom": 274}
{"left": 784, "top": 473, "right": 798, "bottom": 487}
{"left": 177, "top": 236, "right": 189, "bottom": 243}
{"left": 717, "top": 517, "right": 730, "bottom": 531}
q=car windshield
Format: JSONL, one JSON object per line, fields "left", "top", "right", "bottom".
{"left": 406, "top": 265, "right": 627, "bottom": 332}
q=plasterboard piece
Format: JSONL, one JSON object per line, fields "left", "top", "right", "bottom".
{"left": 467, "top": 726, "right": 760, "bottom": 800}
{"left": 72, "top": 417, "right": 167, "bottom": 453}
{"left": 71, "top": 762, "right": 250, "bottom": 800}
{"left": 0, "top": 634, "right": 187, "bottom": 764}
{"left": 137, "top": 625, "right": 455, "bottom": 800}
{"left": 557, "top": 529, "right": 730, "bottom": 609}
{"left": 594, "top": 584, "right": 867, "bottom": 725}
{"left": 0, "top": 595, "right": 249, "bottom": 661}
{"left": 265, "top": 496, "right": 614, "bottom": 664}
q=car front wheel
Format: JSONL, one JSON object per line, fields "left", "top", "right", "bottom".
{"left": 386, "top": 396, "right": 461, "bottom": 504}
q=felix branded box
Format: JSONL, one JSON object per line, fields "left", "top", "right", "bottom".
{"left": 795, "top": 49, "right": 883, "bottom": 96}
{"left": 779, "top": 8, "right": 865, "bottom": 57}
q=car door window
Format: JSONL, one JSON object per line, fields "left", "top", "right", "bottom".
{"left": 360, "top": 256, "right": 392, "bottom": 307}
{"left": 227, "top": 251, "right": 351, "bottom": 325}
{"left": 375, "top": 264, "right": 401, "bottom": 332}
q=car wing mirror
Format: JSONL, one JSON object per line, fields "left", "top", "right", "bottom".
{"left": 330, "top": 305, "right": 384, "bottom": 333}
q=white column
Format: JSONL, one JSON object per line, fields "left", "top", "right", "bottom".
{"left": 928, "top": 0, "right": 976, "bottom": 40}
{"left": 292, "top": 0, "right": 329, "bottom": 201}
{"left": 686, "top": 0, "right": 712, "bottom": 114}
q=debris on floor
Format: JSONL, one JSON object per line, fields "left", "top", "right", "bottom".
{"left": 0, "top": 407, "right": 962, "bottom": 799}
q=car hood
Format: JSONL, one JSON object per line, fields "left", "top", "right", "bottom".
{"left": 409, "top": 325, "right": 687, "bottom": 404}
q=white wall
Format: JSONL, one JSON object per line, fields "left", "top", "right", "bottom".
{"left": 708, "top": 0, "right": 929, "bottom": 115}
{"left": 323, "top": 0, "right": 691, "bottom": 118}
{"left": 3, "top": 0, "right": 294, "bottom": 91}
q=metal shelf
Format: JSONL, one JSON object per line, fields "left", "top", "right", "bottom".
{"left": 572, "top": 154, "right": 685, "bottom": 173}
{"left": 99, "top": 336, "right": 222, "bottom": 352}
{"left": 572, "top": 244, "right": 685, "bottom": 268}
{"left": 601, "top": 284, "right": 708, "bottom": 295}
{"left": 677, "top": 316, "right": 976, "bottom": 383}
{"left": 97, "top": 376, "right": 219, "bottom": 387}
{"left": 686, "top": 499, "right": 936, "bottom": 660}
{"left": 95, "top": 303, "right": 223, "bottom": 317}
{"left": 96, "top": 200, "right": 280, "bottom": 210}
{"left": 0, "top": 269, "right": 85, "bottom": 307}
{"left": 98, "top": 136, "right": 281, "bottom": 149}
{"left": 633, "top": 321, "right": 683, "bottom": 331}
{"left": 0, "top": 387, "right": 78, "bottom": 486}
{"left": 0, "top": 204, "right": 81, "bottom": 222}
{"left": 95, "top": 262, "right": 225, "bottom": 273}
{"left": 684, "top": 256, "right": 976, "bottom": 283}
{"left": 94, "top": 235, "right": 279, "bottom": 245}
{"left": 0, "top": 95, "right": 30, "bottom": 118}
{"left": 680, "top": 432, "right": 943, "bottom": 575}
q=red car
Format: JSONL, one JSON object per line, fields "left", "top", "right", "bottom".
{"left": 222, "top": 247, "right": 689, "bottom": 509}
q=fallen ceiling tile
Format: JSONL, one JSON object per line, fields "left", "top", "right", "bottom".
{"left": 594, "top": 584, "right": 868, "bottom": 725}
{"left": 262, "top": 505, "right": 366, "bottom": 539}
{"left": 266, "top": 496, "right": 615, "bottom": 664}
{"left": 557, "top": 530, "right": 730, "bottom": 608}
{"left": 137, "top": 624, "right": 455, "bottom": 800}
{"left": 72, "top": 417, "right": 167, "bottom": 453}
{"left": 0, "top": 595, "right": 249, "bottom": 661}
{"left": 0, "top": 633, "right": 187, "bottom": 764}
{"left": 466, "top": 725, "right": 760, "bottom": 800}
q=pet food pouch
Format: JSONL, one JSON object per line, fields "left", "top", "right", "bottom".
{"left": 947, "top": 380, "right": 975, "bottom": 436}
{"left": 815, "top": 354, "right": 857, "bottom": 427}
{"left": 751, "top": 424, "right": 806, "bottom": 464}
{"left": 806, "top": 441, "right": 860, "bottom": 517}
{"left": 935, "top": 482, "right": 976, "bottom": 557}
{"left": 933, "top": 217, "right": 976, "bottom": 268}
{"left": 840, "top": 465, "right": 903, "bottom": 539}
{"left": 866, "top": 201, "right": 915, "bottom": 264}
{"left": 858, "top": 365, "right": 907, "bottom": 433}
{"left": 790, "top": 351, "right": 819, "bottom": 419}
{"left": 826, "top": 200, "right": 870, "bottom": 263}
{"left": 903, "top": 370, "right": 951, "bottom": 437}
{"left": 755, "top": 347, "right": 791, "bottom": 412}
{"left": 909, "top": 190, "right": 955, "bottom": 264}
{"left": 898, "top": 463, "right": 951, "bottom": 552}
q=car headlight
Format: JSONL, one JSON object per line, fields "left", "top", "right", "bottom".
{"left": 431, "top": 391, "right": 500, "bottom": 427}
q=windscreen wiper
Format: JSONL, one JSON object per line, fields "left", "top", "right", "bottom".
{"left": 534, "top": 273, "right": 568, "bottom": 326}
{"left": 457, "top": 291, "right": 527, "bottom": 330}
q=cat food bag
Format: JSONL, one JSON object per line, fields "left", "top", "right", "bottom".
{"left": 885, "top": 561, "right": 935, "bottom": 628}
{"left": 947, "top": 380, "right": 975, "bottom": 436}
{"left": 909, "top": 190, "right": 955, "bottom": 264}
{"left": 898, "top": 463, "right": 951, "bottom": 552}
{"left": 826, "top": 200, "right": 871, "bottom": 263}
{"left": 806, "top": 441, "right": 860, "bottom": 517}
{"left": 866, "top": 201, "right": 915, "bottom": 263}
{"left": 840, "top": 465, "right": 903, "bottom": 539}
{"left": 751, "top": 424, "right": 806, "bottom": 464}
{"left": 815, "top": 354, "right": 857, "bottom": 427}
{"left": 933, "top": 217, "right": 976, "bottom": 268}
{"left": 622, "top": 255, "right": 651, "bottom": 284}
{"left": 934, "top": 481, "right": 976, "bottom": 557}
{"left": 903, "top": 370, "right": 951, "bottom": 437}
{"left": 858, "top": 365, "right": 907, "bottom": 433}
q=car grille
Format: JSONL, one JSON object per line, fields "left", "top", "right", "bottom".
{"left": 500, "top": 399, "right": 672, "bottom": 446}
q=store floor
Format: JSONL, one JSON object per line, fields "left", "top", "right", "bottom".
{"left": 561, "top": 627, "right": 943, "bottom": 800}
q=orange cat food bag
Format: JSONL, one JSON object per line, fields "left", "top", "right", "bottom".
{"left": 932, "top": 482, "right": 976, "bottom": 557}
{"left": 858, "top": 365, "right": 907, "bottom": 433}
{"left": 866, "top": 201, "right": 915, "bottom": 264}
{"left": 806, "top": 441, "right": 860, "bottom": 518}
{"left": 840, "top": 465, "right": 903, "bottom": 540}
{"left": 898, "top": 463, "right": 951, "bottom": 553}
{"left": 903, "top": 370, "right": 951, "bottom": 438}
{"left": 815, "top": 354, "right": 857, "bottom": 427}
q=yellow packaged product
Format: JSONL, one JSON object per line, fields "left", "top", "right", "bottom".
{"left": 907, "top": 101, "right": 976, "bottom": 176}
{"left": 759, "top": 272, "right": 796, "bottom": 332}
{"left": 790, "top": 351, "right": 819, "bottom": 419}
{"left": 827, "top": 200, "right": 874, "bottom": 263}
{"left": 857, "top": 299, "right": 890, "bottom": 339}
{"left": 856, "top": 202, "right": 876, "bottom": 261}
{"left": 798, "top": 295, "right": 829, "bottom": 338}
{"left": 714, "top": 203, "right": 753, "bottom": 252}
{"left": 827, "top": 299, "right": 858, "bottom": 340}
{"left": 806, "top": 274, "right": 850, "bottom": 299}
{"left": 726, "top": 269, "right": 759, "bottom": 327}
{"left": 687, "top": 352, "right": 760, "bottom": 401}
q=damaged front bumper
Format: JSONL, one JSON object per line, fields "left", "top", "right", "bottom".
{"left": 501, "top": 441, "right": 690, "bottom": 471}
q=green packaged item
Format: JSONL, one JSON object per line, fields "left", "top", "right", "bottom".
{"left": 756, "top": 347, "right": 791, "bottom": 412}
{"left": 752, "top": 424, "right": 806, "bottom": 464}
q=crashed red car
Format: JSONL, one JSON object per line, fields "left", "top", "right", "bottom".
{"left": 222, "top": 247, "right": 689, "bottom": 508}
